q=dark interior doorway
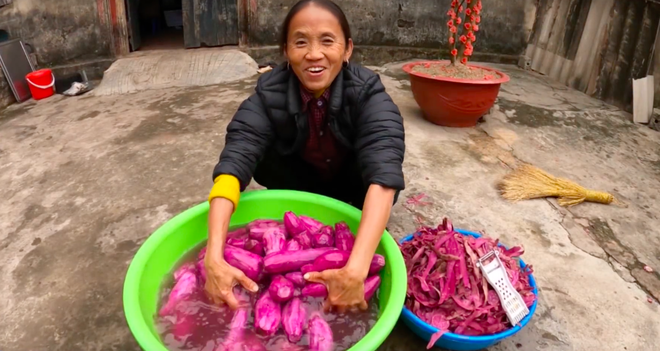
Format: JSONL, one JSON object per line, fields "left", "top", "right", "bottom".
{"left": 125, "top": 0, "right": 240, "bottom": 51}
{"left": 126, "top": 0, "right": 184, "bottom": 51}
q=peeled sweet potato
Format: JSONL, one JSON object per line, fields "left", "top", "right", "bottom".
{"left": 227, "top": 236, "right": 248, "bottom": 249}
{"left": 220, "top": 307, "right": 249, "bottom": 348}
{"left": 264, "top": 227, "right": 288, "bottom": 256}
{"left": 301, "top": 264, "right": 314, "bottom": 275}
{"left": 284, "top": 211, "right": 305, "bottom": 236}
{"left": 364, "top": 275, "right": 381, "bottom": 301}
{"left": 247, "top": 219, "right": 281, "bottom": 230}
{"left": 250, "top": 225, "right": 286, "bottom": 241}
{"left": 227, "top": 227, "right": 248, "bottom": 239}
{"left": 268, "top": 275, "right": 295, "bottom": 303}
{"left": 368, "top": 254, "right": 386, "bottom": 275}
{"left": 196, "top": 259, "right": 207, "bottom": 286}
{"left": 245, "top": 239, "right": 265, "bottom": 257}
{"left": 300, "top": 215, "right": 324, "bottom": 234}
{"left": 294, "top": 230, "right": 314, "bottom": 249}
{"left": 308, "top": 311, "right": 334, "bottom": 351}
{"left": 254, "top": 291, "right": 282, "bottom": 336}
{"left": 312, "top": 226, "right": 334, "bottom": 248}
{"left": 224, "top": 245, "right": 264, "bottom": 282}
{"left": 173, "top": 262, "right": 196, "bottom": 281}
{"left": 263, "top": 247, "right": 336, "bottom": 274}
{"left": 159, "top": 266, "right": 198, "bottom": 316}
{"left": 285, "top": 272, "right": 305, "bottom": 288}
{"left": 311, "top": 250, "right": 386, "bottom": 274}
{"left": 285, "top": 239, "right": 302, "bottom": 251}
{"left": 334, "top": 221, "right": 355, "bottom": 251}
{"left": 301, "top": 283, "right": 327, "bottom": 298}
{"left": 282, "top": 297, "right": 306, "bottom": 343}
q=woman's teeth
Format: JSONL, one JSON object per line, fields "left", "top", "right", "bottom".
{"left": 308, "top": 67, "right": 324, "bottom": 72}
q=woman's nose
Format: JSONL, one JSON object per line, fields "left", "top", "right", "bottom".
{"left": 306, "top": 43, "right": 324, "bottom": 60}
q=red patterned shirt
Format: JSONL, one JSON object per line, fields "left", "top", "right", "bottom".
{"left": 299, "top": 87, "right": 347, "bottom": 179}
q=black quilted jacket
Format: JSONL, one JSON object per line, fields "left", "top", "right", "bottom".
{"left": 212, "top": 62, "right": 405, "bottom": 192}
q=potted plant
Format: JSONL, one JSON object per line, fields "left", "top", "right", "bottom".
{"left": 402, "top": 0, "right": 510, "bottom": 128}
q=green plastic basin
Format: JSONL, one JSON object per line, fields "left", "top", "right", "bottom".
{"left": 123, "top": 189, "right": 407, "bottom": 351}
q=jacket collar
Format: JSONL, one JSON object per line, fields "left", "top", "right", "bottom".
{"left": 287, "top": 68, "right": 344, "bottom": 118}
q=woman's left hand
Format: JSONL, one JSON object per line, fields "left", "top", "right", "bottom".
{"left": 304, "top": 267, "right": 368, "bottom": 313}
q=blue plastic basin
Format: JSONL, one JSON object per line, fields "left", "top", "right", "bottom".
{"left": 398, "top": 229, "right": 538, "bottom": 351}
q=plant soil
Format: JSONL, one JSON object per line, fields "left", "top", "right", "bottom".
{"left": 412, "top": 62, "right": 502, "bottom": 81}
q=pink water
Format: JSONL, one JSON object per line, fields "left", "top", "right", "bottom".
{"left": 155, "top": 244, "right": 380, "bottom": 351}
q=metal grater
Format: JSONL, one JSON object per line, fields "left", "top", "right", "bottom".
{"left": 476, "top": 249, "right": 530, "bottom": 326}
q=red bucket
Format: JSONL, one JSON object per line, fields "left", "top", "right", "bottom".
{"left": 26, "top": 69, "right": 55, "bottom": 100}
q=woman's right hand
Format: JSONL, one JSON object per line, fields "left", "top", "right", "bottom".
{"left": 204, "top": 252, "right": 259, "bottom": 310}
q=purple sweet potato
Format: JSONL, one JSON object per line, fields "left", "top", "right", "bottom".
{"left": 159, "top": 267, "right": 198, "bottom": 316}
{"left": 173, "top": 262, "right": 196, "bottom": 281}
{"left": 198, "top": 247, "right": 207, "bottom": 261}
{"left": 334, "top": 221, "right": 355, "bottom": 251}
{"left": 301, "top": 283, "right": 328, "bottom": 298}
{"left": 224, "top": 245, "right": 264, "bottom": 282}
{"left": 308, "top": 311, "right": 334, "bottom": 351}
{"left": 312, "top": 225, "right": 334, "bottom": 248}
{"left": 250, "top": 225, "right": 286, "bottom": 241}
{"left": 254, "top": 291, "right": 282, "bottom": 336}
{"left": 196, "top": 259, "right": 207, "bottom": 286}
{"left": 263, "top": 227, "right": 288, "bottom": 255}
{"left": 285, "top": 239, "right": 302, "bottom": 251}
{"left": 247, "top": 219, "right": 281, "bottom": 230}
{"left": 263, "top": 247, "right": 336, "bottom": 274}
{"left": 245, "top": 239, "right": 265, "bottom": 257}
{"left": 301, "top": 263, "right": 314, "bottom": 275}
{"left": 268, "top": 275, "right": 295, "bottom": 303}
{"left": 300, "top": 215, "right": 324, "bottom": 234}
{"left": 285, "top": 272, "right": 305, "bottom": 288}
{"left": 282, "top": 297, "right": 306, "bottom": 343}
{"left": 227, "top": 236, "right": 248, "bottom": 249}
{"left": 364, "top": 275, "right": 381, "bottom": 301}
{"left": 227, "top": 227, "right": 248, "bottom": 239}
{"left": 284, "top": 211, "right": 306, "bottom": 236}
{"left": 294, "top": 230, "right": 314, "bottom": 249}
{"left": 311, "top": 250, "right": 386, "bottom": 274}
{"left": 368, "top": 254, "right": 386, "bottom": 275}
{"left": 221, "top": 307, "right": 249, "bottom": 347}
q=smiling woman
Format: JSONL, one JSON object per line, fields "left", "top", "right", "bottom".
{"left": 204, "top": 0, "right": 407, "bottom": 314}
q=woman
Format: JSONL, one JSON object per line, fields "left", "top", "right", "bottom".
{"left": 204, "top": 0, "right": 405, "bottom": 313}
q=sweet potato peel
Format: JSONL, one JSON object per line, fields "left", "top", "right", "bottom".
{"left": 400, "top": 218, "right": 537, "bottom": 348}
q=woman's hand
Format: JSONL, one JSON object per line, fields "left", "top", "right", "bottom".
{"left": 204, "top": 252, "right": 258, "bottom": 310}
{"left": 205, "top": 196, "right": 258, "bottom": 310}
{"left": 304, "top": 266, "right": 368, "bottom": 313}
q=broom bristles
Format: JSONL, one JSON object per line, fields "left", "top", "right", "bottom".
{"left": 498, "top": 164, "right": 615, "bottom": 207}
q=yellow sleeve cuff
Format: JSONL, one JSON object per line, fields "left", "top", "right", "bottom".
{"left": 208, "top": 174, "right": 241, "bottom": 211}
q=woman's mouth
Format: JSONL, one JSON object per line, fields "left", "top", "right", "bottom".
{"left": 305, "top": 66, "right": 326, "bottom": 77}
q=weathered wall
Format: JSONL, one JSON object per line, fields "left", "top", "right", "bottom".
{"left": 248, "top": 0, "right": 531, "bottom": 58}
{"left": 0, "top": 0, "right": 112, "bottom": 108}
{"left": 0, "top": 0, "right": 112, "bottom": 66}
{"left": 524, "top": 0, "right": 660, "bottom": 113}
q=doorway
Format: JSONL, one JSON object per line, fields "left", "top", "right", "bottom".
{"left": 125, "top": 0, "right": 240, "bottom": 52}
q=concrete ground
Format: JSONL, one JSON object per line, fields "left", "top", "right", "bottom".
{"left": 0, "top": 52, "right": 659, "bottom": 351}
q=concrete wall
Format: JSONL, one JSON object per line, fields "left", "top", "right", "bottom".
{"left": 248, "top": 0, "right": 530, "bottom": 58}
{"left": 0, "top": 0, "right": 112, "bottom": 66}
{"left": 0, "top": 0, "right": 112, "bottom": 108}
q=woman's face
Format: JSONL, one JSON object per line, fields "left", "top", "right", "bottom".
{"left": 285, "top": 5, "right": 353, "bottom": 94}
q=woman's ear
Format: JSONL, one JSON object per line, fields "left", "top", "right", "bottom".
{"left": 344, "top": 38, "right": 354, "bottom": 63}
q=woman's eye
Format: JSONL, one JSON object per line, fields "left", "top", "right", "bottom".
{"left": 322, "top": 38, "right": 335, "bottom": 45}
{"left": 295, "top": 40, "right": 307, "bottom": 47}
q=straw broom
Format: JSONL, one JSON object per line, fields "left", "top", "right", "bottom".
{"left": 498, "top": 164, "right": 623, "bottom": 207}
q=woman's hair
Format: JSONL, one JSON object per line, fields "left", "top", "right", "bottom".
{"left": 279, "top": 0, "right": 352, "bottom": 54}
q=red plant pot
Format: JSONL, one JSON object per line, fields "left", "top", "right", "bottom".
{"left": 402, "top": 60, "right": 510, "bottom": 128}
